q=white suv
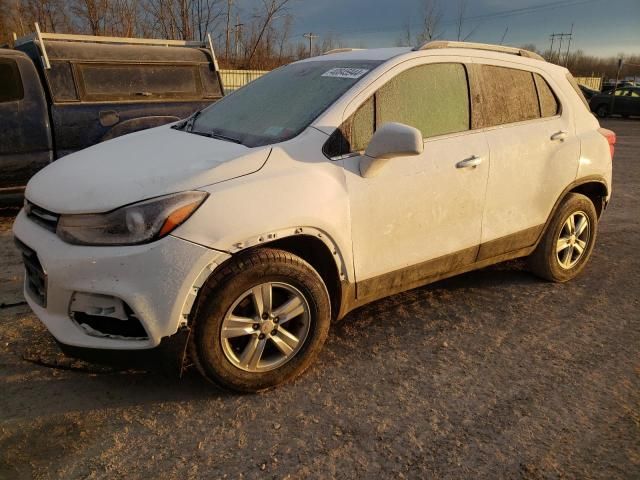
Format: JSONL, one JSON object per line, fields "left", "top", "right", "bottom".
{"left": 13, "top": 41, "right": 615, "bottom": 392}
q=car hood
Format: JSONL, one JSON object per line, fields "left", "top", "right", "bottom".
{"left": 25, "top": 125, "right": 270, "bottom": 214}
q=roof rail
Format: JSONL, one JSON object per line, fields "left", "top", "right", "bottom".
{"left": 417, "top": 40, "right": 545, "bottom": 62}
{"left": 323, "top": 48, "right": 365, "bottom": 55}
{"left": 15, "top": 22, "right": 218, "bottom": 70}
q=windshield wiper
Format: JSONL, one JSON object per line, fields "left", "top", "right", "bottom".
{"left": 209, "top": 130, "right": 243, "bottom": 144}
{"left": 185, "top": 110, "right": 202, "bottom": 132}
{"left": 188, "top": 129, "right": 243, "bottom": 145}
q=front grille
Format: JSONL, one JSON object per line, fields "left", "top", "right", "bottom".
{"left": 14, "top": 238, "right": 47, "bottom": 307}
{"left": 25, "top": 201, "right": 59, "bottom": 233}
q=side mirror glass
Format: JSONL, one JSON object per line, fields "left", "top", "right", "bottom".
{"left": 360, "top": 122, "right": 423, "bottom": 178}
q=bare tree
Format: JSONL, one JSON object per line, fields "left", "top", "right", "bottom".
{"left": 276, "top": 13, "right": 292, "bottom": 62}
{"left": 416, "top": 0, "right": 442, "bottom": 45}
{"left": 72, "top": 0, "right": 108, "bottom": 35}
{"left": 454, "top": 0, "right": 479, "bottom": 42}
{"left": 141, "top": 0, "right": 222, "bottom": 41}
{"left": 395, "top": 17, "right": 412, "bottom": 47}
{"left": 16, "top": 0, "right": 71, "bottom": 34}
{"left": 246, "top": 0, "right": 290, "bottom": 65}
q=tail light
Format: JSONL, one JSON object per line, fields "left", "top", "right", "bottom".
{"left": 598, "top": 128, "right": 616, "bottom": 159}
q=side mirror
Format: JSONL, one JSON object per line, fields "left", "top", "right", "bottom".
{"left": 359, "top": 122, "right": 423, "bottom": 178}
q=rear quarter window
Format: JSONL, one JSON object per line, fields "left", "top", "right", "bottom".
{"left": 533, "top": 73, "right": 560, "bottom": 117}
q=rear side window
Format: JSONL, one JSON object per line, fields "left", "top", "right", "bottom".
{"left": 76, "top": 63, "right": 200, "bottom": 101}
{"left": 377, "top": 63, "right": 470, "bottom": 139}
{"left": 472, "top": 65, "right": 540, "bottom": 128}
{"left": 533, "top": 73, "right": 559, "bottom": 117}
{"left": 46, "top": 61, "right": 78, "bottom": 102}
{"left": 0, "top": 60, "right": 24, "bottom": 103}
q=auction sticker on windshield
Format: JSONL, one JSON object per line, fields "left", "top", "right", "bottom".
{"left": 321, "top": 68, "right": 369, "bottom": 79}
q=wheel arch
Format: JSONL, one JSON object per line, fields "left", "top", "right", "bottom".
{"left": 255, "top": 235, "right": 343, "bottom": 321}
{"left": 535, "top": 176, "right": 609, "bottom": 249}
{"left": 191, "top": 228, "right": 348, "bottom": 323}
{"left": 568, "top": 179, "right": 609, "bottom": 218}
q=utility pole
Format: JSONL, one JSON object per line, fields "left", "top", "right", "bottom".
{"left": 499, "top": 26, "right": 509, "bottom": 45}
{"left": 234, "top": 16, "right": 244, "bottom": 61}
{"left": 564, "top": 23, "right": 574, "bottom": 66}
{"left": 548, "top": 31, "right": 573, "bottom": 65}
{"left": 225, "top": 0, "right": 233, "bottom": 61}
{"left": 303, "top": 32, "right": 318, "bottom": 57}
{"left": 611, "top": 57, "right": 623, "bottom": 113}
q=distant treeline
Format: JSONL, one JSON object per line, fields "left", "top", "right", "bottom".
{"left": 1, "top": 0, "right": 638, "bottom": 77}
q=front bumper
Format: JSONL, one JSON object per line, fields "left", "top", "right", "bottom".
{"left": 13, "top": 209, "right": 230, "bottom": 350}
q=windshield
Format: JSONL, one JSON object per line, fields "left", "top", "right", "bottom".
{"left": 190, "top": 60, "right": 382, "bottom": 147}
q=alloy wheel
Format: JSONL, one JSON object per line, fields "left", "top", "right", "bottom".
{"left": 220, "top": 282, "right": 311, "bottom": 372}
{"left": 556, "top": 211, "right": 590, "bottom": 269}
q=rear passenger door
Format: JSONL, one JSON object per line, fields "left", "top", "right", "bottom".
{"left": 469, "top": 62, "right": 579, "bottom": 259}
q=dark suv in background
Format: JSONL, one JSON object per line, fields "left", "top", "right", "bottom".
{"left": 0, "top": 26, "right": 224, "bottom": 203}
{"left": 590, "top": 86, "right": 640, "bottom": 118}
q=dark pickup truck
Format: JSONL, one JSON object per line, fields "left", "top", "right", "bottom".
{"left": 0, "top": 27, "right": 224, "bottom": 203}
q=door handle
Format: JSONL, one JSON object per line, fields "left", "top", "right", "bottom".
{"left": 551, "top": 131, "right": 568, "bottom": 141}
{"left": 456, "top": 155, "right": 483, "bottom": 169}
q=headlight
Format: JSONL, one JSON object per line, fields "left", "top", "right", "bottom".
{"left": 56, "top": 191, "right": 208, "bottom": 246}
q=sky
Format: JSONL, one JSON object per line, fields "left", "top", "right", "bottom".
{"left": 242, "top": 0, "right": 640, "bottom": 57}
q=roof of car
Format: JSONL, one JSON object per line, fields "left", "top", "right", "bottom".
{"left": 301, "top": 42, "right": 551, "bottom": 68}
{"left": 312, "top": 47, "right": 412, "bottom": 61}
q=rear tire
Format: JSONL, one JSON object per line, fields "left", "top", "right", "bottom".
{"left": 188, "top": 248, "right": 331, "bottom": 392}
{"left": 527, "top": 193, "right": 598, "bottom": 282}
{"left": 595, "top": 104, "right": 609, "bottom": 118}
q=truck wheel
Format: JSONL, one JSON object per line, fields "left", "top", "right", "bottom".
{"left": 595, "top": 104, "right": 609, "bottom": 118}
{"left": 527, "top": 193, "right": 598, "bottom": 283}
{"left": 189, "top": 248, "right": 331, "bottom": 392}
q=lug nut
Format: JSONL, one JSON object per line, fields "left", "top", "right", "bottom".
{"left": 259, "top": 333, "right": 265, "bottom": 339}
{"left": 253, "top": 324, "right": 259, "bottom": 330}
{"left": 274, "top": 317, "right": 279, "bottom": 323}
{"left": 262, "top": 313, "right": 268, "bottom": 320}
{"left": 271, "top": 329, "right": 277, "bottom": 335}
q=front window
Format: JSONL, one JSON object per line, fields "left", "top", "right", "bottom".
{"left": 0, "top": 59, "right": 24, "bottom": 103}
{"left": 190, "top": 60, "right": 382, "bottom": 147}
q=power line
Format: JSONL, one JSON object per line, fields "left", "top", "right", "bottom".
{"left": 548, "top": 23, "right": 574, "bottom": 66}
{"left": 291, "top": 0, "right": 604, "bottom": 41}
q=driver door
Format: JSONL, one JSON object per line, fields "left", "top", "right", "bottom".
{"left": 340, "top": 62, "right": 489, "bottom": 300}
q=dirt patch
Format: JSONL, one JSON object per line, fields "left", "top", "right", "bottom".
{"left": 0, "top": 119, "right": 638, "bottom": 479}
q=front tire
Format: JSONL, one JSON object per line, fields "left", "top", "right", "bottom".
{"left": 189, "top": 248, "right": 331, "bottom": 392}
{"left": 528, "top": 193, "right": 598, "bottom": 282}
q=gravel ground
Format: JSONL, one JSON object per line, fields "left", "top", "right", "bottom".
{"left": 0, "top": 119, "right": 638, "bottom": 479}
